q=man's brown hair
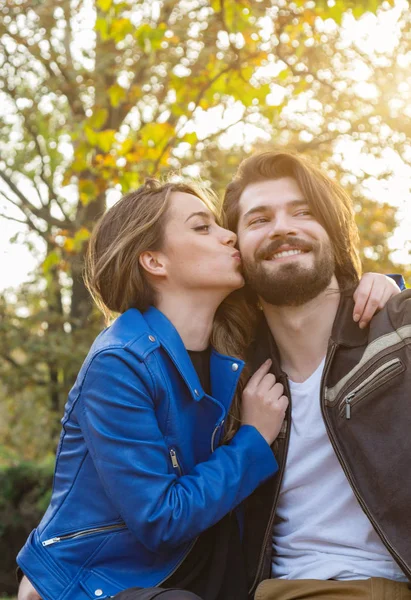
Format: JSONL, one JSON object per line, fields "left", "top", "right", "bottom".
{"left": 224, "top": 151, "right": 362, "bottom": 289}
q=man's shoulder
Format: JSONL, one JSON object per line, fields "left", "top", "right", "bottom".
{"left": 369, "top": 289, "right": 411, "bottom": 340}
{"left": 383, "top": 288, "right": 411, "bottom": 328}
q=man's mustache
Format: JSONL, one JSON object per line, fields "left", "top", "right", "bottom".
{"left": 255, "top": 237, "right": 314, "bottom": 261}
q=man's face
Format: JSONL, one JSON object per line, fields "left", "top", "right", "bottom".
{"left": 236, "top": 177, "right": 335, "bottom": 306}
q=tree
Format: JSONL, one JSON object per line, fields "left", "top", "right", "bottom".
{"left": 0, "top": 0, "right": 409, "bottom": 457}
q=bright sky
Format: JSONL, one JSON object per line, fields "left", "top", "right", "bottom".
{"left": 1, "top": 1, "right": 410, "bottom": 291}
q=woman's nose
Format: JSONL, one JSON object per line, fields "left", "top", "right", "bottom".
{"left": 221, "top": 227, "right": 237, "bottom": 246}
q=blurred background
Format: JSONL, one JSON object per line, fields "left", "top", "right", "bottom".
{"left": 0, "top": 0, "right": 411, "bottom": 594}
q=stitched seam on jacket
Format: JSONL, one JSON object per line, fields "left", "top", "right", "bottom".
{"left": 325, "top": 326, "right": 411, "bottom": 402}
{"left": 148, "top": 351, "right": 174, "bottom": 435}
{"left": 40, "top": 451, "right": 89, "bottom": 535}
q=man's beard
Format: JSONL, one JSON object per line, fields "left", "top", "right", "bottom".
{"left": 242, "top": 236, "right": 335, "bottom": 307}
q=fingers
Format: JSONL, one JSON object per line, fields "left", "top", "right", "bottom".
{"left": 257, "top": 373, "right": 277, "bottom": 395}
{"left": 266, "top": 381, "right": 284, "bottom": 401}
{"left": 353, "top": 273, "right": 373, "bottom": 324}
{"left": 379, "top": 277, "right": 400, "bottom": 308}
{"left": 353, "top": 273, "right": 400, "bottom": 329}
{"left": 277, "top": 395, "right": 289, "bottom": 412}
{"left": 246, "top": 358, "right": 272, "bottom": 389}
{"left": 358, "top": 283, "right": 381, "bottom": 329}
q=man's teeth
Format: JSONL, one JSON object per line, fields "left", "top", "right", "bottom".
{"left": 271, "top": 249, "right": 304, "bottom": 259}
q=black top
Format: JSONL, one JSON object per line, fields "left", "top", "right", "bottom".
{"left": 165, "top": 348, "right": 247, "bottom": 600}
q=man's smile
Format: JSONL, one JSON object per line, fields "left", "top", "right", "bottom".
{"left": 266, "top": 248, "right": 308, "bottom": 261}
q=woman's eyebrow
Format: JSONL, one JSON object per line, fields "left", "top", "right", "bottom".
{"left": 185, "top": 211, "right": 213, "bottom": 223}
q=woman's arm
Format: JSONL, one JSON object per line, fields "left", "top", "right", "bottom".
{"left": 76, "top": 349, "right": 280, "bottom": 553}
{"left": 353, "top": 273, "right": 402, "bottom": 328}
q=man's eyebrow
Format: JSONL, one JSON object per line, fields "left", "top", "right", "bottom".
{"left": 185, "top": 211, "right": 212, "bottom": 223}
{"left": 241, "top": 205, "right": 271, "bottom": 222}
{"left": 241, "top": 199, "right": 307, "bottom": 222}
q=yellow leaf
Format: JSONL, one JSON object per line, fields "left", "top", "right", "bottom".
{"left": 89, "top": 108, "right": 109, "bottom": 129}
{"left": 84, "top": 126, "right": 98, "bottom": 146}
{"left": 42, "top": 250, "right": 61, "bottom": 274}
{"left": 108, "top": 84, "right": 127, "bottom": 108}
{"left": 183, "top": 132, "right": 197, "bottom": 145}
{"left": 119, "top": 139, "right": 134, "bottom": 155}
{"left": 97, "top": 0, "right": 112, "bottom": 11}
{"left": 95, "top": 17, "right": 109, "bottom": 41}
{"left": 110, "top": 18, "right": 133, "bottom": 42}
{"left": 96, "top": 129, "right": 116, "bottom": 153}
{"left": 72, "top": 227, "right": 91, "bottom": 251}
{"left": 79, "top": 179, "right": 98, "bottom": 205}
{"left": 63, "top": 238, "right": 75, "bottom": 253}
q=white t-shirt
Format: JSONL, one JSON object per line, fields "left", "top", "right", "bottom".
{"left": 271, "top": 358, "right": 406, "bottom": 581}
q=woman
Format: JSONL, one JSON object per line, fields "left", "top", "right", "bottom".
{"left": 17, "top": 179, "right": 399, "bottom": 600}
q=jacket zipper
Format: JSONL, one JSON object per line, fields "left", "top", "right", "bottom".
{"left": 321, "top": 358, "right": 411, "bottom": 579}
{"left": 211, "top": 419, "right": 225, "bottom": 452}
{"left": 169, "top": 448, "right": 182, "bottom": 476}
{"left": 339, "top": 358, "right": 403, "bottom": 419}
{"left": 42, "top": 522, "right": 126, "bottom": 547}
{"left": 248, "top": 371, "right": 294, "bottom": 595}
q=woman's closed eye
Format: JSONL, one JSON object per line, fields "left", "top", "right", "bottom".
{"left": 193, "top": 224, "right": 211, "bottom": 232}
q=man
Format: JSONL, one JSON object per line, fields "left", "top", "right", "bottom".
{"left": 224, "top": 151, "right": 410, "bottom": 600}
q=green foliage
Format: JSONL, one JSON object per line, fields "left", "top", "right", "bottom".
{"left": 0, "top": 460, "right": 54, "bottom": 596}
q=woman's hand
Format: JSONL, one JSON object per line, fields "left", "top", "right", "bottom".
{"left": 18, "top": 576, "right": 42, "bottom": 600}
{"left": 241, "top": 359, "right": 288, "bottom": 446}
{"left": 353, "top": 273, "right": 401, "bottom": 329}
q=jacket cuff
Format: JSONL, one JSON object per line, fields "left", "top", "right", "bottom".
{"left": 232, "top": 424, "right": 278, "bottom": 479}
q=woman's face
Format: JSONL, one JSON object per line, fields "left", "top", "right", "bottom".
{"left": 158, "top": 191, "right": 244, "bottom": 294}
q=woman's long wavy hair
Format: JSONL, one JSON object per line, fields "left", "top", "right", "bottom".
{"left": 84, "top": 178, "right": 255, "bottom": 442}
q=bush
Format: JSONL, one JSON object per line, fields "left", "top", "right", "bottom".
{"left": 0, "top": 461, "right": 53, "bottom": 596}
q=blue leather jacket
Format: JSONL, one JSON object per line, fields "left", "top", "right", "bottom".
{"left": 17, "top": 307, "right": 278, "bottom": 600}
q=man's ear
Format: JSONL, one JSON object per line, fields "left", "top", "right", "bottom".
{"left": 139, "top": 251, "right": 167, "bottom": 278}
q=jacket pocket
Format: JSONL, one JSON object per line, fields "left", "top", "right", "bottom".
{"left": 78, "top": 570, "right": 125, "bottom": 599}
{"left": 42, "top": 522, "right": 126, "bottom": 547}
{"left": 338, "top": 357, "right": 405, "bottom": 419}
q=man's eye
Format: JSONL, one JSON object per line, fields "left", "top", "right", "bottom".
{"left": 249, "top": 218, "right": 268, "bottom": 226}
{"left": 193, "top": 225, "right": 210, "bottom": 232}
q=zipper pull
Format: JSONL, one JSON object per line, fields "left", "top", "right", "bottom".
{"left": 345, "top": 392, "right": 355, "bottom": 419}
{"left": 42, "top": 537, "right": 61, "bottom": 547}
{"left": 169, "top": 449, "right": 181, "bottom": 474}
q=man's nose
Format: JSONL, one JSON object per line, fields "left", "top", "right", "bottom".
{"left": 268, "top": 214, "right": 297, "bottom": 238}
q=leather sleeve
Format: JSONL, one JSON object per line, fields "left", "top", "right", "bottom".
{"left": 75, "top": 349, "right": 278, "bottom": 552}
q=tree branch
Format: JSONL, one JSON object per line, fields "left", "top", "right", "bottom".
{"left": 0, "top": 211, "right": 28, "bottom": 226}
{"left": 0, "top": 168, "right": 72, "bottom": 229}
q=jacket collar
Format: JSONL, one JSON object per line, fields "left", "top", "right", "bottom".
{"left": 143, "top": 306, "right": 205, "bottom": 402}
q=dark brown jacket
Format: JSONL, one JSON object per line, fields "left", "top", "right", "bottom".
{"left": 244, "top": 289, "right": 411, "bottom": 597}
